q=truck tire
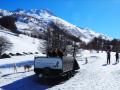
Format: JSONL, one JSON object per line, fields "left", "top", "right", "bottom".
{"left": 43, "top": 67, "right": 50, "bottom": 76}
{"left": 66, "top": 71, "right": 73, "bottom": 79}
{"left": 34, "top": 68, "right": 40, "bottom": 75}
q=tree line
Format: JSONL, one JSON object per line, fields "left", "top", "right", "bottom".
{"left": 80, "top": 36, "right": 120, "bottom": 53}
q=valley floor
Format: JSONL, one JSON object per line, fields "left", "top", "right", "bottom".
{"left": 1, "top": 51, "right": 120, "bottom": 90}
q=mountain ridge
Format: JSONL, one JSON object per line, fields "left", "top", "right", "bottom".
{"left": 0, "top": 9, "right": 112, "bottom": 43}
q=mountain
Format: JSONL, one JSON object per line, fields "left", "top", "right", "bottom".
{"left": 0, "top": 9, "right": 112, "bottom": 44}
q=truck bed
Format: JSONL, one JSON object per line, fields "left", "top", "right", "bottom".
{"left": 34, "top": 56, "right": 74, "bottom": 76}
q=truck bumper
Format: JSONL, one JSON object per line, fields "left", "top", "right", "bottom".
{"left": 34, "top": 68, "right": 63, "bottom": 77}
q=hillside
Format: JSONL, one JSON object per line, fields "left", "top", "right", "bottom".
{"left": 0, "top": 27, "right": 43, "bottom": 54}
{"left": 0, "top": 9, "right": 112, "bottom": 43}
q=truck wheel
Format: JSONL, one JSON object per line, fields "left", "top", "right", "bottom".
{"left": 71, "top": 70, "right": 75, "bottom": 76}
{"left": 70, "top": 71, "right": 73, "bottom": 77}
{"left": 43, "top": 67, "right": 50, "bottom": 76}
{"left": 34, "top": 69, "right": 40, "bottom": 75}
{"left": 40, "top": 77, "right": 48, "bottom": 84}
{"left": 67, "top": 71, "right": 72, "bottom": 79}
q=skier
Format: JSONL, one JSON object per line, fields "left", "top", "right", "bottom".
{"left": 107, "top": 51, "right": 111, "bottom": 64}
{"left": 115, "top": 52, "right": 119, "bottom": 63}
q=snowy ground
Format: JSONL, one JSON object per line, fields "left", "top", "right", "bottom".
{"left": 0, "top": 29, "right": 44, "bottom": 54}
{"left": 1, "top": 50, "right": 120, "bottom": 90}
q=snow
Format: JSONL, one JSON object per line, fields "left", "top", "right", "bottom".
{"left": 0, "top": 9, "right": 112, "bottom": 43}
{"left": 0, "top": 9, "right": 12, "bottom": 16}
{"left": 16, "top": 22, "right": 29, "bottom": 30}
{"left": 1, "top": 50, "right": 120, "bottom": 90}
{"left": 0, "top": 9, "right": 116, "bottom": 90}
{"left": 49, "top": 51, "right": 120, "bottom": 90}
{"left": 0, "top": 29, "right": 43, "bottom": 54}
{"left": 0, "top": 54, "right": 45, "bottom": 88}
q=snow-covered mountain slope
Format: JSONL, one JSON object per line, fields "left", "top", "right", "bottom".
{"left": 0, "top": 28, "right": 43, "bottom": 54}
{"left": 0, "top": 9, "right": 112, "bottom": 43}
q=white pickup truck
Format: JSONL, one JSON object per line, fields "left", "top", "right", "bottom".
{"left": 34, "top": 56, "right": 79, "bottom": 78}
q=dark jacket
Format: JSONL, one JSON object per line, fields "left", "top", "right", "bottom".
{"left": 116, "top": 53, "right": 119, "bottom": 59}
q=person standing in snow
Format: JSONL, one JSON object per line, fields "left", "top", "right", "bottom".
{"left": 107, "top": 51, "right": 111, "bottom": 64}
{"left": 115, "top": 52, "right": 119, "bottom": 63}
{"left": 85, "top": 57, "right": 88, "bottom": 64}
{"left": 13, "top": 63, "right": 17, "bottom": 74}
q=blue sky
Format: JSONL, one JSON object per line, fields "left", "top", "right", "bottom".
{"left": 0, "top": 0, "right": 120, "bottom": 39}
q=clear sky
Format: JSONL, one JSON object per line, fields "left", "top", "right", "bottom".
{"left": 0, "top": 0, "right": 120, "bottom": 39}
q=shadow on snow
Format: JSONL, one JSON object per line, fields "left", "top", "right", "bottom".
{"left": 1, "top": 75, "right": 50, "bottom": 90}
{"left": 1, "top": 71, "right": 78, "bottom": 90}
{"left": 1, "top": 71, "right": 25, "bottom": 77}
{"left": 0, "top": 61, "right": 34, "bottom": 68}
{"left": 102, "top": 64, "right": 108, "bottom": 66}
